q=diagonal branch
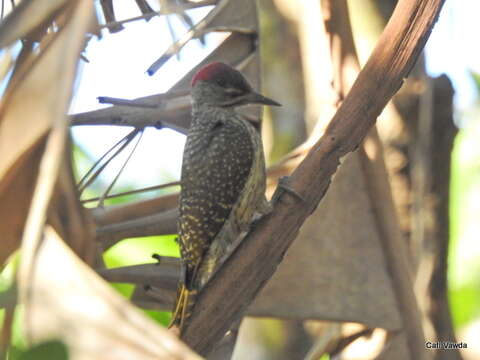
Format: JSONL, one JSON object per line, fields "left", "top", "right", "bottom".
{"left": 179, "top": 0, "right": 446, "bottom": 356}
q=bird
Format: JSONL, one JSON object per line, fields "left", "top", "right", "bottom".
{"left": 170, "top": 62, "right": 281, "bottom": 333}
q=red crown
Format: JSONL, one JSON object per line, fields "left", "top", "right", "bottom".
{"left": 191, "top": 62, "right": 232, "bottom": 87}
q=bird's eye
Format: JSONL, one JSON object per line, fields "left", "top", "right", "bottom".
{"left": 224, "top": 87, "right": 244, "bottom": 96}
{"left": 216, "top": 78, "right": 227, "bottom": 87}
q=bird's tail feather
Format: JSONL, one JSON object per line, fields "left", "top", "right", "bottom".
{"left": 169, "top": 284, "right": 198, "bottom": 333}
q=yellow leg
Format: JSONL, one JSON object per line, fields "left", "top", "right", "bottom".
{"left": 169, "top": 285, "right": 199, "bottom": 334}
{"left": 179, "top": 288, "right": 190, "bottom": 331}
{"left": 169, "top": 285, "right": 187, "bottom": 329}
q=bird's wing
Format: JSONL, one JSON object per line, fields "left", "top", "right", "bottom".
{"left": 179, "top": 118, "right": 253, "bottom": 286}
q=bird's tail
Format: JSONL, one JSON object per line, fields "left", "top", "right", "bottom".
{"left": 168, "top": 284, "right": 198, "bottom": 333}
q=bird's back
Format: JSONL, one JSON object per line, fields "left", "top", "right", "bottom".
{"left": 179, "top": 107, "right": 255, "bottom": 288}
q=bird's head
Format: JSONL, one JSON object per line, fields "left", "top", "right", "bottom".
{"left": 190, "top": 62, "right": 281, "bottom": 108}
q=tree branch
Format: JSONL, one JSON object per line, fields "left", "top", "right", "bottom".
{"left": 179, "top": 0, "right": 445, "bottom": 356}
{"left": 96, "top": 208, "right": 178, "bottom": 250}
{"left": 92, "top": 193, "right": 178, "bottom": 225}
{"left": 70, "top": 92, "right": 191, "bottom": 134}
{"left": 97, "top": 257, "right": 179, "bottom": 290}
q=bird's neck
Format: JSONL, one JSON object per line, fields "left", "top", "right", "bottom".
{"left": 192, "top": 101, "right": 236, "bottom": 115}
{"left": 191, "top": 102, "right": 244, "bottom": 128}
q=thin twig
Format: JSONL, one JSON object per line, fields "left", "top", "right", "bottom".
{"left": 77, "top": 128, "right": 140, "bottom": 195}
{"left": 147, "top": 0, "right": 238, "bottom": 75}
{"left": 81, "top": 180, "right": 180, "bottom": 204}
{"left": 77, "top": 128, "right": 137, "bottom": 190}
{"left": 165, "top": 15, "right": 180, "bottom": 61}
{"left": 98, "top": 89, "right": 190, "bottom": 105}
{"left": 97, "top": 0, "right": 218, "bottom": 31}
{"left": 98, "top": 129, "right": 144, "bottom": 207}
{"left": 147, "top": 26, "right": 255, "bottom": 76}
{"left": 97, "top": 96, "right": 158, "bottom": 108}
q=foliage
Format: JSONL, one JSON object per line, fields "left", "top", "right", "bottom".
{"left": 12, "top": 340, "right": 69, "bottom": 360}
{"left": 104, "top": 234, "right": 179, "bottom": 326}
{"left": 449, "top": 74, "right": 480, "bottom": 329}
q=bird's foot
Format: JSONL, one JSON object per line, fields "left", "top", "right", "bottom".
{"left": 169, "top": 286, "right": 198, "bottom": 333}
{"left": 273, "top": 176, "right": 306, "bottom": 203}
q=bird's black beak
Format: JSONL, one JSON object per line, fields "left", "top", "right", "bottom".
{"left": 245, "top": 91, "right": 282, "bottom": 107}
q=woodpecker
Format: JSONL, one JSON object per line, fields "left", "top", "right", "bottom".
{"left": 170, "top": 62, "right": 280, "bottom": 332}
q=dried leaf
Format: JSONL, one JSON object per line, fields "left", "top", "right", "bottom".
{"left": 48, "top": 149, "right": 96, "bottom": 263}
{"left": 0, "top": 4, "right": 92, "bottom": 187}
{"left": 0, "top": 49, "right": 13, "bottom": 80}
{"left": 0, "top": 2, "right": 94, "bottom": 263}
{"left": 0, "top": 0, "right": 68, "bottom": 48}
{"left": 26, "top": 227, "right": 201, "bottom": 360}
{"left": 0, "top": 140, "right": 44, "bottom": 264}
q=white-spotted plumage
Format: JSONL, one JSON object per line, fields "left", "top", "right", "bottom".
{"left": 170, "top": 62, "right": 279, "bottom": 332}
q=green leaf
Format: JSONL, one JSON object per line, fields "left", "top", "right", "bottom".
{"left": 17, "top": 340, "right": 68, "bottom": 360}
{"left": 103, "top": 235, "right": 179, "bottom": 269}
{"left": 103, "top": 235, "right": 179, "bottom": 324}
{"left": 450, "top": 285, "right": 480, "bottom": 328}
{"left": 0, "top": 283, "right": 16, "bottom": 308}
{"left": 143, "top": 309, "right": 172, "bottom": 327}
